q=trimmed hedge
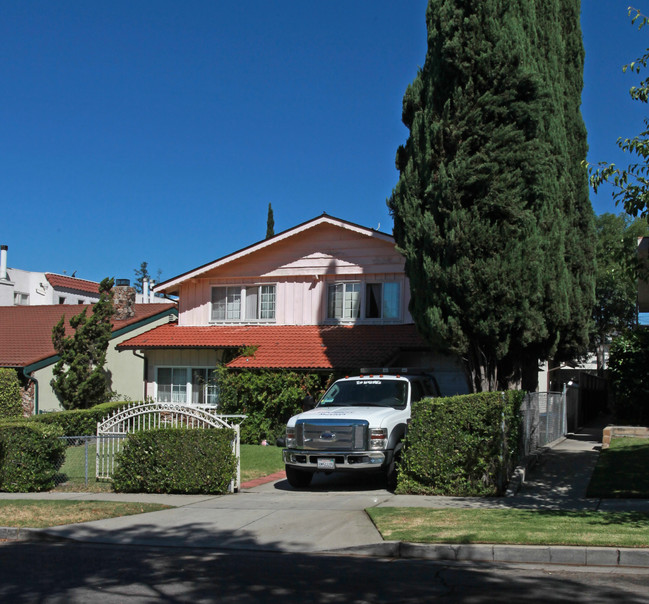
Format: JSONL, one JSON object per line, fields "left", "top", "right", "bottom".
{"left": 112, "top": 427, "right": 237, "bottom": 494}
{"left": 397, "top": 390, "right": 524, "bottom": 496}
{"left": 28, "top": 401, "right": 133, "bottom": 436}
{"left": 0, "top": 369, "right": 23, "bottom": 419}
{"left": 609, "top": 328, "right": 649, "bottom": 426}
{"left": 0, "top": 421, "right": 65, "bottom": 492}
{"left": 214, "top": 368, "right": 333, "bottom": 444}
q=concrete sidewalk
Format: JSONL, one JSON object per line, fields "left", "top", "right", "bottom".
{"left": 2, "top": 418, "right": 648, "bottom": 568}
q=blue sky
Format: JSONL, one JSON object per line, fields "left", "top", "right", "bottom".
{"left": 1, "top": 1, "right": 647, "bottom": 286}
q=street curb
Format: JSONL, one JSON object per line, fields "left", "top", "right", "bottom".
{"left": 0, "top": 527, "right": 60, "bottom": 543}
{"left": 6, "top": 526, "right": 649, "bottom": 568}
{"left": 327, "top": 541, "right": 649, "bottom": 568}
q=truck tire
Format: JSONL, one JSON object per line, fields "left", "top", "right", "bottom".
{"left": 385, "top": 452, "right": 400, "bottom": 492}
{"left": 286, "top": 466, "right": 313, "bottom": 488}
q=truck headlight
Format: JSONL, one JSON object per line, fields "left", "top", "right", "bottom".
{"left": 369, "top": 428, "right": 388, "bottom": 450}
{"left": 286, "top": 427, "right": 297, "bottom": 448}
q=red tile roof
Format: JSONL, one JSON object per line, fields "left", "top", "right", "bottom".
{"left": 45, "top": 274, "right": 101, "bottom": 295}
{"left": 117, "top": 324, "right": 430, "bottom": 370}
{"left": 0, "top": 303, "right": 176, "bottom": 368}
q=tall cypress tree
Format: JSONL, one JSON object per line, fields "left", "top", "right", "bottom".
{"left": 388, "top": 1, "right": 595, "bottom": 391}
{"left": 266, "top": 203, "right": 275, "bottom": 239}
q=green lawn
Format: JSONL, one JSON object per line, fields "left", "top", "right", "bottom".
{"left": 367, "top": 507, "right": 649, "bottom": 548}
{"left": 586, "top": 437, "right": 649, "bottom": 498}
{"left": 240, "top": 444, "right": 284, "bottom": 482}
{"left": 369, "top": 436, "right": 649, "bottom": 547}
{"left": 53, "top": 441, "right": 112, "bottom": 492}
{"left": 0, "top": 500, "right": 170, "bottom": 528}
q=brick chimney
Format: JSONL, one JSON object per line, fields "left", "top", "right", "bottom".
{"left": 113, "top": 279, "right": 136, "bottom": 320}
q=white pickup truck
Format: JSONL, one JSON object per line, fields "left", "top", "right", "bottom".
{"left": 282, "top": 369, "right": 439, "bottom": 489}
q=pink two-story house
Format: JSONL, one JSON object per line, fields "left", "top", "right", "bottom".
{"left": 118, "top": 214, "right": 467, "bottom": 404}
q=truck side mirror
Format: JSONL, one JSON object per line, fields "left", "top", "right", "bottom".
{"left": 302, "top": 395, "right": 316, "bottom": 411}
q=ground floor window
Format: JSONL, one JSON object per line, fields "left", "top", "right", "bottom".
{"left": 157, "top": 367, "right": 218, "bottom": 406}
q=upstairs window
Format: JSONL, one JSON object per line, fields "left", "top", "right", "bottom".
{"left": 365, "top": 282, "right": 400, "bottom": 319}
{"left": 327, "top": 283, "right": 360, "bottom": 320}
{"left": 211, "top": 285, "right": 276, "bottom": 322}
{"left": 13, "top": 292, "right": 29, "bottom": 306}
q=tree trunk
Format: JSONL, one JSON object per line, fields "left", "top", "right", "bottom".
{"left": 464, "top": 344, "right": 498, "bottom": 392}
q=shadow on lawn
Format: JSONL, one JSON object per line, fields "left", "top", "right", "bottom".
{"left": 587, "top": 441, "right": 649, "bottom": 498}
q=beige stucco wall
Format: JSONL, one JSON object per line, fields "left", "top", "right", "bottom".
{"left": 32, "top": 313, "right": 175, "bottom": 413}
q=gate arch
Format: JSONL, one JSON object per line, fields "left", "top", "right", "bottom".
{"left": 96, "top": 402, "right": 245, "bottom": 491}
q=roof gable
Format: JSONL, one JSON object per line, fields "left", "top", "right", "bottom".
{"left": 156, "top": 214, "right": 395, "bottom": 294}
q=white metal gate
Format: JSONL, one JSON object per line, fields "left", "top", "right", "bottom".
{"left": 96, "top": 402, "right": 245, "bottom": 492}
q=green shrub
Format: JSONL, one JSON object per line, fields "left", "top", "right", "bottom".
{"left": 28, "top": 401, "right": 133, "bottom": 436}
{"left": 112, "top": 427, "right": 237, "bottom": 494}
{"left": 214, "top": 368, "right": 333, "bottom": 444}
{"left": 397, "top": 390, "right": 524, "bottom": 496}
{"left": 0, "top": 421, "right": 65, "bottom": 492}
{"left": 609, "top": 328, "right": 649, "bottom": 426}
{"left": 0, "top": 369, "right": 23, "bottom": 419}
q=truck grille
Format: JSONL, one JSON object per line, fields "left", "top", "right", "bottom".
{"left": 296, "top": 419, "right": 368, "bottom": 451}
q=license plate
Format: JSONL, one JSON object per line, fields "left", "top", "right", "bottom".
{"left": 317, "top": 458, "right": 336, "bottom": 470}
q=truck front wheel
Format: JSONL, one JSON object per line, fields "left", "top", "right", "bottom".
{"left": 286, "top": 466, "right": 313, "bottom": 488}
{"left": 385, "top": 451, "right": 401, "bottom": 492}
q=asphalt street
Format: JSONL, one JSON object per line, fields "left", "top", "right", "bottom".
{"left": 1, "top": 540, "right": 649, "bottom": 603}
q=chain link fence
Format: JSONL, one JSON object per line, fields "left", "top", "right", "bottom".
{"left": 519, "top": 390, "right": 567, "bottom": 457}
{"left": 53, "top": 436, "right": 117, "bottom": 491}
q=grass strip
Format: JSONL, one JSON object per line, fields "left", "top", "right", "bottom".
{"left": 0, "top": 500, "right": 170, "bottom": 529}
{"left": 367, "top": 507, "right": 649, "bottom": 548}
{"left": 587, "top": 437, "right": 649, "bottom": 498}
{"left": 239, "top": 444, "right": 284, "bottom": 482}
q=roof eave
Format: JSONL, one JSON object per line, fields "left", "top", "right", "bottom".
{"left": 154, "top": 214, "right": 395, "bottom": 295}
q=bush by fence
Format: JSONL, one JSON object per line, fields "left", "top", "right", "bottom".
{"left": 27, "top": 401, "right": 133, "bottom": 436}
{"left": 112, "top": 427, "right": 237, "bottom": 494}
{"left": 609, "top": 328, "right": 649, "bottom": 426}
{"left": 0, "top": 369, "right": 23, "bottom": 419}
{"left": 0, "top": 421, "right": 66, "bottom": 492}
{"left": 214, "top": 368, "right": 333, "bottom": 445}
{"left": 397, "top": 390, "right": 524, "bottom": 496}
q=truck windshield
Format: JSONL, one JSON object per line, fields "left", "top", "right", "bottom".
{"left": 319, "top": 380, "right": 409, "bottom": 410}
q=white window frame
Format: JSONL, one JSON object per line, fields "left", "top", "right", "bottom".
{"left": 156, "top": 366, "right": 219, "bottom": 406}
{"left": 327, "top": 280, "right": 401, "bottom": 323}
{"left": 211, "top": 284, "right": 276, "bottom": 323}
{"left": 13, "top": 292, "right": 29, "bottom": 306}
{"left": 327, "top": 282, "right": 361, "bottom": 321}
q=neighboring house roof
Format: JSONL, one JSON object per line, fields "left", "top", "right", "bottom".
{"left": 45, "top": 273, "right": 101, "bottom": 295}
{"left": 117, "top": 323, "right": 430, "bottom": 370}
{"left": 0, "top": 303, "right": 177, "bottom": 369}
{"left": 155, "top": 214, "right": 395, "bottom": 296}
